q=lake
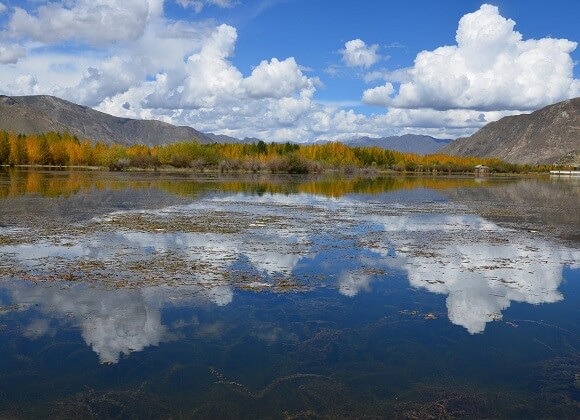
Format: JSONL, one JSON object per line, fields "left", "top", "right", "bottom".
{"left": 0, "top": 169, "right": 578, "bottom": 418}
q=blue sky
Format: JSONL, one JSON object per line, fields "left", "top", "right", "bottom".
{"left": 0, "top": 0, "right": 578, "bottom": 141}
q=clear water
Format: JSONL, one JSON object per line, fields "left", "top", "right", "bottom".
{"left": 0, "top": 169, "right": 578, "bottom": 418}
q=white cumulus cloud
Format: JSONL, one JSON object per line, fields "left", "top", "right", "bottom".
{"left": 177, "top": 0, "right": 237, "bottom": 13}
{"left": 56, "top": 55, "right": 150, "bottom": 106}
{"left": 0, "top": 44, "right": 26, "bottom": 64}
{"left": 363, "top": 4, "right": 580, "bottom": 111}
{"left": 7, "top": 0, "right": 156, "bottom": 46}
{"left": 341, "top": 39, "right": 380, "bottom": 68}
{"left": 361, "top": 82, "right": 394, "bottom": 106}
{"left": 5, "top": 74, "right": 40, "bottom": 95}
{"left": 243, "top": 57, "right": 311, "bottom": 99}
{"left": 143, "top": 23, "right": 244, "bottom": 110}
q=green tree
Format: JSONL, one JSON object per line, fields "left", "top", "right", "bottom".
{"left": 255, "top": 140, "right": 267, "bottom": 155}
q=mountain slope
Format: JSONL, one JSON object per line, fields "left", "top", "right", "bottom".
{"left": 440, "top": 98, "right": 580, "bottom": 165}
{"left": 205, "top": 133, "right": 261, "bottom": 144}
{"left": 342, "top": 134, "right": 452, "bottom": 154}
{"left": 0, "top": 95, "right": 212, "bottom": 145}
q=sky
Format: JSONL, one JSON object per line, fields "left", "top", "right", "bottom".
{"left": 0, "top": 0, "right": 579, "bottom": 142}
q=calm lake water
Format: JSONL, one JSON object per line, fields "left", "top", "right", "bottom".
{"left": 0, "top": 169, "right": 578, "bottom": 418}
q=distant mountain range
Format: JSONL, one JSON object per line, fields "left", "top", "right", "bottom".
{"left": 339, "top": 134, "right": 453, "bottom": 155}
{"left": 205, "top": 133, "right": 260, "bottom": 144}
{"left": 205, "top": 133, "right": 453, "bottom": 155}
{"left": 0, "top": 95, "right": 212, "bottom": 146}
{"left": 441, "top": 97, "right": 580, "bottom": 165}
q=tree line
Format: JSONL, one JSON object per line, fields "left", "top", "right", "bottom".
{"left": 0, "top": 130, "right": 544, "bottom": 173}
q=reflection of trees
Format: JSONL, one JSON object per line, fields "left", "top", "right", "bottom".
{"left": 0, "top": 169, "right": 493, "bottom": 200}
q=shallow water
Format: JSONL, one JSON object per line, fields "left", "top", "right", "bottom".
{"left": 0, "top": 169, "right": 579, "bottom": 418}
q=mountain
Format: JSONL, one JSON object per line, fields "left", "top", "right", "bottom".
{"left": 205, "top": 133, "right": 242, "bottom": 143}
{"left": 440, "top": 98, "right": 580, "bottom": 165}
{"left": 205, "top": 133, "right": 261, "bottom": 144}
{"left": 341, "top": 134, "right": 453, "bottom": 154}
{"left": 0, "top": 95, "right": 212, "bottom": 146}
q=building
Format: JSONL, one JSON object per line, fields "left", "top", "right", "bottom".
{"left": 475, "top": 165, "right": 490, "bottom": 175}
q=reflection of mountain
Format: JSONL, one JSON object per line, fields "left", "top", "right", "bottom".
{"left": 0, "top": 185, "right": 188, "bottom": 229}
{"left": 442, "top": 178, "right": 580, "bottom": 242}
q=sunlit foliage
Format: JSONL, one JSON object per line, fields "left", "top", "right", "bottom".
{"left": 0, "top": 130, "right": 545, "bottom": 174}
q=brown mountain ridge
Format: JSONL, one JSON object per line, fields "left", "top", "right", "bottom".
{"left": 440, "top": 97, "right": 580, "bottom": 165}
{"left": 0, "top": 95, "right": 212, "bottom": 146}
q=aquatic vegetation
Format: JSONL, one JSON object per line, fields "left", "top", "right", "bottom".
{"left": 536, "top": 353, "right": 580, "bottom": 414}
{"left": 48, "top": 383, "right": 169, "bottom": 419}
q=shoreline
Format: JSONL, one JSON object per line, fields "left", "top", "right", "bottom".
{"left": 0, "top": 163, "right": 555, "bottom": 178}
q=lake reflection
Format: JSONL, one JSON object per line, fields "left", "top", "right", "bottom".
{"left": 367, "top": 214, "right": 577, "bottom": 333}
{"left": 0, "top": 170, "right": 578, "bottom": 418}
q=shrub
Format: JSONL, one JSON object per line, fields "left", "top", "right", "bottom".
{"left": 109, "top": 158, "right": 131, "bottom": 171}
{"left": 267, "top": 153, "right": 312, "bottom": 174}
{"left": 243, "top": 159, "right": 264, "bottom": 173}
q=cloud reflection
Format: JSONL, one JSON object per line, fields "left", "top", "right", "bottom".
{"left": 1, "top": 190, "right": 578, "bottom": 365}
{"left": 367, "top": 214, "right": 579, "bottom": 333}
{"left": 338, "top": 271, "right": 374, "bottom": 297}
{"left": 7, "top": 282, "right": 236, "bottom": 364}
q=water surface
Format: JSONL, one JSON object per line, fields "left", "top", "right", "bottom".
{"left": 0, "top": 170, "right": 578, "bottom": 418}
